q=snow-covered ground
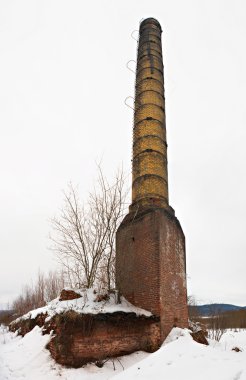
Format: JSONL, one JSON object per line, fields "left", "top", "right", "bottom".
{"left": 1, "top": 325, "right": 246, "bottom": 380}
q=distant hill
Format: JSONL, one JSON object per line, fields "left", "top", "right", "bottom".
{"left": 0, "top": 310, "right": 16, "bottom": 324}
{"left": 0, "top": 310, "right": 14, "bottom": 316}
{"left": 191, "top": 304, "right": 246, "bottom": 317}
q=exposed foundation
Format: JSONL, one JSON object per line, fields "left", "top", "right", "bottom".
{"left": 10, "top": 311, "right": 160, "bottom": 367}
{"left": 47, "top": 312, "right": 160, "bottom": 367}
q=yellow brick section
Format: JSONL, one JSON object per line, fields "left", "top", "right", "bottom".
{"left": 135, "top": 91, "right": 164, "bottom": 109}
{"left": 132, "top": 176, "right": 168, "bottom": 203}
{"left": 138, "top": 55, "right": 163, "bottom": 72}
{"left": 136, "top": 79, "right": 163, "bottom": 96}
{"left": 131, "top": 18, "right": 169, "bottom": 211}
{"left": 138, "top": 48, "right": 162, "bottom": 62}
{"left": 133, "top": 152, "right": 167, "bottom": 179}
{"left": 135, "top": 104, "right": 165, "bottom": 127}
{"left": 133, "top": 120, "right": 166, "bottom": 141}
{"left": 136, "top": 67, "right": 163, "bottom": 85}
{"left": 134, "top": 136, "right": 166, "bottom": 156}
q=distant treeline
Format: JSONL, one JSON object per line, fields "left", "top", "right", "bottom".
{"left": 201, "top": 309, "right": 246, "bottom": 329}
{"left": 189, "top": 303, "right": 246, "bottom": 330}
{"left": 0, "top": 310, "right": 16, "bottom": 325}
{"left": 0, "top": 270, "right": 65, "bottom": 325}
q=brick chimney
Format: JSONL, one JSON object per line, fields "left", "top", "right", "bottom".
{"left": 116, "top": 18, "right": 188, "bottom": 342}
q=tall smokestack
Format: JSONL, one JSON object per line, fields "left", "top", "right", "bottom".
{"left": 131, "top": 18, "right": 169, "bottom": 212}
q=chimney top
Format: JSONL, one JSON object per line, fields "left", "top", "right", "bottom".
{"left": 140, "top": 18, "right": 162, "bottom": 32}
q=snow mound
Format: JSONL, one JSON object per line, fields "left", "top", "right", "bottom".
{"left": 13, "top": 288, "right": 152, "bottom": 324}
{"left": 112, "top": 329, "right": 246, "bottom": 380}
{"left": 162, "top": 326, "right": 192, "bottom": 345}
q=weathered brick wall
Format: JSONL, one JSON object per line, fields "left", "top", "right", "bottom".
{"left": 116, "top": 207, "right": 188, "bottom": 342}
{"left": 9, "top": 313, "right": 48, "bottom": 336}
{"left": 47, "top": 312, "right": 160, "bottom": 367}
{"left": 158, "top": 209, "right": 189, "bottom": 340}
{"left": 116, "top": 209, "right": 161, "bottom": 316}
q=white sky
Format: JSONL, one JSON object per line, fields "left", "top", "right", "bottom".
{"left": 0, "top": 0, "right": 246, "bottom": 308}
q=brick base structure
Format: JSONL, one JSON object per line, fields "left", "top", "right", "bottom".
{"left": 116, "top": 207, "right": 188, "bottom": 341}
{"left": 48, "top": 312, "right": 160, "bottom": 367}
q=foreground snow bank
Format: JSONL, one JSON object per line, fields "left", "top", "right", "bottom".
{"left": 0, "top": 324, "right": 148, "bottom": 380}
{"left": 13, "top": 288, "right": 151, "bottom": 324}
{"left": 113, "top": 328, "right": 246, "bottom": 380}
{"left": 1, "top": 325, "right": 246, "bottom": 380}
{"left": 0, "top": 325, "right": 53, "bottom": 380}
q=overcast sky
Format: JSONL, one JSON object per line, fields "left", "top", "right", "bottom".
{"left": 0, "top": 0, "right": 246, "bottom": 308}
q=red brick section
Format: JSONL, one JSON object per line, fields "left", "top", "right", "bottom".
{"left": 9, "top": 313, "right": 48, "bottom": 336}
{"left": 47, "top": 312, "right": 160, "bottom": 367}
{"left": 59, "top": 289, "right": 81, "bottom": 301}
{"left": 116, "top": 207, "right": 188, "bottom": 343}
{"left": 116, "top": 209, "right": 161, "bottom": 315}
{"left": 158, "top": 209, "right": 189, "bottom": 340}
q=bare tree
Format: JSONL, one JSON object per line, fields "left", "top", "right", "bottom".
{"left": 45, "top": 270, "right": 66, "bottom": 301}
{"left": 206, "top": 305, "right": 226, "bottom": 342}
{"left": 12, "top": 270, "right": 66, "bottom": 317}
{"left": 188, "top": 295, "right": 200, "bottom": 322}
{"left": 33, "top": 270, "right": 45, "bottom": 308}
{"left": 50, "top": 165, "right": 128, "bottom": 290}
